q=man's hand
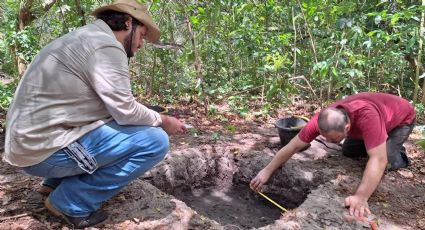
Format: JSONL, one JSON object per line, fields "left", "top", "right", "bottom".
{"left": 250, "top": 168, "right": 273, "bottom": 192}
{"left": 250, "top": 135, "right": 309, "bottom": 192}
{"left": 160, "top": 115, "right": 186, "bottom": 135}
{"left": 344, "top": 195, "right": 371, "bottom": 219}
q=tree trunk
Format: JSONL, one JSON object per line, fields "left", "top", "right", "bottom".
{"left": 297, "top": 0, "right": 319, "bottom": 101}
{"left": 413, "top": 0, "right": 425, "bottom": 104}
{"left": 292, "top": 6, "right": 297, "bottom": 78}
{"left": 15, "top": 0, "right": 35, "bottom": 75}
{"left": 15, "top": 0, "right": 57, "bottom": 76}
{"left": 185, "top": 16, "right": 206, "bottom": 113}
{"left": 421, "top": 0, "right": 425, "bottom": 104}
{"left": 74, "top": 0, "right": 86, "bottom": 26}
{"left": 149, "top": 50, "right": 157, "bottom": 97}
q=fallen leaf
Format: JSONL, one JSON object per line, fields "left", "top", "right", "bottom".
{"left": 2, "top": 195, "right": 11, "bottom": 205}
{"left": 398, "top": 169, "right": 414, "bottom": 179}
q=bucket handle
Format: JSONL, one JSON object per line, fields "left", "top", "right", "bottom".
{"left": 288, "top": 115, "right": 310, "bottom": 130}
{"left": 293, "top": 115, "right": 310, "bottom": 122}
{"left": 274, "top": 115, "right": 310, "bottom": 130}
{"left": 286, "top": 125, "right": 305, "bottom": 131}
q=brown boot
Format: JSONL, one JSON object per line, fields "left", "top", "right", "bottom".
{"left": 44, "top": 198, "right": 108, "bottom": 229}
{"left": 37, "top": 184, "right": 55, "bottom": 196}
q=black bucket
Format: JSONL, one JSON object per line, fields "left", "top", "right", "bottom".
{"left": 275, "top": 117, "right": 308, "bottom": 146}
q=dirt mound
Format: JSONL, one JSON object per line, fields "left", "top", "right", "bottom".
{"left": 0, "top": 122, "right": 424, "bottom": 229}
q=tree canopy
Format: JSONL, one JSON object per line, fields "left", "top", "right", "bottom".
{"left": 1, "top": 0, "right": 425, "bottom": 116}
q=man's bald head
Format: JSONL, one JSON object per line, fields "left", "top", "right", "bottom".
{"left": 318, "top": 108, "right": 349, "bottom": 133}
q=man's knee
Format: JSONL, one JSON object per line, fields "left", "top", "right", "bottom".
{"left": 149, "top": 128, "right": 169, "bottom": 159}
{"left": 386, "top": 145, "right": 410, "bottom": 170}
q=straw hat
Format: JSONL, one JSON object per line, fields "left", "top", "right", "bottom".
{"left": 92, "top": 0, "right": 160, "bottom": 43}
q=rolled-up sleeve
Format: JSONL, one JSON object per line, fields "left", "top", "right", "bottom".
{"left": 85, "top": 46, "right": 162, "bottom": 126}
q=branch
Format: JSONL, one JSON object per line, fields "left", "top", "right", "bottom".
{"left": 288, "top": 75, "right": 318, "bottom": 98}
{"left": 0, "top": 208, "right": 45, "bottom": 221}
{"left": 42, "top": 0, "right": 56, "bottom": 12}
{"left": 212, "top": 86, "right": 263, "bottom": 103}
{"left": 297, "top": 0, "right": 318, "bottom": 65}
{"left": 292, "top": 6, "right": 297, "bottom": 78}
{"left": 152, "top": 42, "right": 184, "bottom": 50}
{"left": 17, "top": 0, "right": 57, "bottom": 30}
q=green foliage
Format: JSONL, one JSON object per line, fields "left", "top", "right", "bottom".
{"left": 1, "top": 0, "right": 425, "bottom": 118}
{"left": 416, "top": 126, "right": 425, "bottom": 151}
{"left": 417, "top": 139, "right": 425, "bottom": 149}
{"left": 0, "top": 0, "right": 18, "bottom": 76}
{"left": 226, "top": 124, "right": 237, "bottom": 134}
{"left": 415, "top": 103, "right": 425, "bottom": 117}
{"left": 0, "top": 81, "right": 17, "bottom": 110}
{"left": 0, "top": 37, "right": 17, "bottom": 77}
{"left": 210, "top": 132, "right": 221, "bottom": 141}
{"left": 7, "top": 27, "right": 41, "bottom": 63}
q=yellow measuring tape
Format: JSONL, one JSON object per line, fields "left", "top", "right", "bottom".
{"left": 257, "top": 191, "right": 288, "bottom": 213}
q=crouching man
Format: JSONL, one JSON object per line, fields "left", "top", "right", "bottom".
{"left": 251, "top": 92, "right": 415, "bottom": 220}
{"left": 4, "top": 0, "right": 186, "bottom": 228}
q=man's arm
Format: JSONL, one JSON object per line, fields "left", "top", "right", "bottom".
{"left": 250, "top": 134, "right": 309, "bottom": 191}
{"left": 86, "top": 46, "right": 164, "bottom": 126}
{"left": 345, "top": 142, "right": 387, "bottom": 219}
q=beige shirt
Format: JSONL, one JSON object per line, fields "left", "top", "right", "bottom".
{"left": 4, "top": 20, "right": 162, "bottom": 167}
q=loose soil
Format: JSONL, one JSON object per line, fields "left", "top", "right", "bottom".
{"left": 0, "top": 101, "right": 424, "bottom": 230}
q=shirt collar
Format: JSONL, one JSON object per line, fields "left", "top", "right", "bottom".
{"left": 93, "top": 19, "right": 116, "bottom": 39}
{"left": 92, "top": 19, "right": 126, "bottom": 53}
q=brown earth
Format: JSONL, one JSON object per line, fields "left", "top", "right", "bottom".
{"left": 0, "top": 101, "right": 424, "bottom": 229}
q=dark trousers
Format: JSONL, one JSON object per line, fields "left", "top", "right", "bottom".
{"left": 342, "top": 123, "right": 415, "bottom": 171}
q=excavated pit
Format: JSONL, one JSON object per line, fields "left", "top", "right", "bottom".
{"left": 146, "top": 148, "right": 327, "bottom": 228}
{"left": 172, "top": 185, "right": 282, "bottom": 228}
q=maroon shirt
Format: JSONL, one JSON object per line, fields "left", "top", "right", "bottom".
{"left": 298, "top": 93, "right": 416, "bottom": 150}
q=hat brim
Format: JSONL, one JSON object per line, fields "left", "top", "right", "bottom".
{"left": 92, "top": 4, "right": 160, "bottom": 43}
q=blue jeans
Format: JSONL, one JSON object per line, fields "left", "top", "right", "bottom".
{"left": 23, "top": 121, "right": 169, "bottom": 217}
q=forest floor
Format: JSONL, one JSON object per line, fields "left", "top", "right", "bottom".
{"left": 0, "top": 99, "right": 424, "bottom": 230}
